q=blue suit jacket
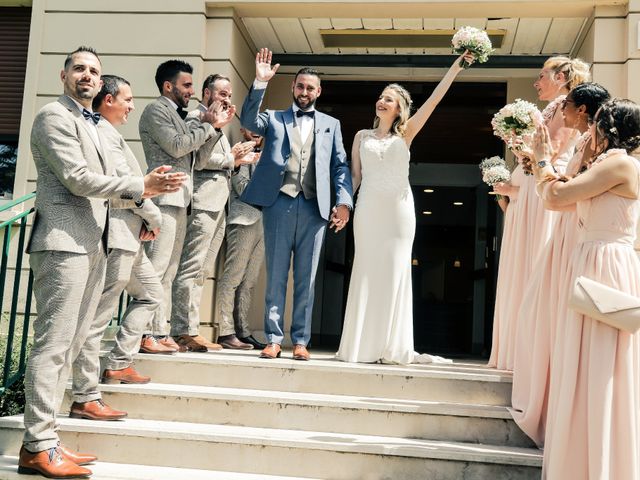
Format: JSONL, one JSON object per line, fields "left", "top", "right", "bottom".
{"left": 240, "top": 85, "right": 353, "bottom": 221}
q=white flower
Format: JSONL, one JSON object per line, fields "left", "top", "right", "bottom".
{"left": 452, "top": 27, "right": 493, "bottom": 66}
{"left": 491, "top": 99, "right": 543, "bottom": 150}
{"left": 482, "top": 165, "right": 511, "bottom": 186}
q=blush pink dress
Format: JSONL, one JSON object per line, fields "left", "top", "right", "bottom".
{"left": 542, "top": 150, "right": 640, "bottom": 479}
{"left": 488, "top": 98, "right": 565, "bottom": 370}
{"left": 509, "top": 132, "right": 590, "bottom": 446}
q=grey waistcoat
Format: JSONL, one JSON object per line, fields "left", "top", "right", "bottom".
{"left": 280, "top": 125, "right": 316, "bottom": 199}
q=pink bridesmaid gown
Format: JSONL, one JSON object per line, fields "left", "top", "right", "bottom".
{"left": 543, "top": 150, "right": 640, "bottom": 479}
{"left": 509, "top": 132, "right": 589, "bottom": 446}
{"left": 488, "top": 98, "right": 564, "bottom": 370}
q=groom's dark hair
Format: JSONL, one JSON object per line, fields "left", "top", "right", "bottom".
{"left": 295, "top": 67, "right": 320, "bottom": 83}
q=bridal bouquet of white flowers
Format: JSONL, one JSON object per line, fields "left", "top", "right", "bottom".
{"left": 452, "top": 26, "right": 493, "bottom": 68}
{"left": 479, "top": 156, "right": 510, "bottom": 186}
{"left": 491, "top": 99, "right": 543, "bottom": 150}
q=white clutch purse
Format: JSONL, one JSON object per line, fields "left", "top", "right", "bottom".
{"left": 569, "top": 276, "right": 640, "bottom": 334}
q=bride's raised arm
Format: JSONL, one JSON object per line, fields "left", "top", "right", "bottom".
{"left": 405, "top": 51, "right": 474, "bottom": 144}
{"left": 350, "top": 130, "right": 364, "bottom": 193}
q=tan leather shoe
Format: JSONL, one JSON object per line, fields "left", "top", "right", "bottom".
{"left": 101, "top": 365, "right": 150, "bottom": 385}
{"left": 191, "top": 334, "right": 223, "bottom": 351}
{"left": 69, "top": 399, "right": 127, "bottom": 421}
{"left": 174, "top": 335, "right": 207, "bottom": 352}
{"left": 218, "top": 334, "right": 253, "bottom": 350}
{"left": 58, "top": 443, "right": 97, "bottom": 465}
{"left": 293, "top": 344, "right": 310, "bottom": 361}
{"left": 18, "top": 446, "right": 92, "bottom": 478}
{"left": 259, "top": 343, "right": 282, "bottom": 359}
{"left": 157, "top": 336, "right": 181, "bottom": 352}
{"left": 139, "top": 335, "right": 176, "bottom": 354}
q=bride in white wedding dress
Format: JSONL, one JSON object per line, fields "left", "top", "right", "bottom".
{"left": 336, "top": 52, "right": 474, "bottom": 364}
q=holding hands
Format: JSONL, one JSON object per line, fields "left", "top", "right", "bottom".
{"left": 255, "top": 48, "right": 280, "bottom": 82}
{"left": 329, "top": 205, "right": 350, "bottom": 233}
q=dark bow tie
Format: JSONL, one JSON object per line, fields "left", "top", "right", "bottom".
{"left": 82, "top": 108, "right": 101, "bottom": 125}
{"left": 176, "top": 106, "right": 188, "bottom": 120}
{"left": 296, "top": 110, "right": 315, "bottom": 118}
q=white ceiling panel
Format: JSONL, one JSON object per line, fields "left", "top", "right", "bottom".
{"left": 487, "top": 17, "right": 519, "bottom": 54}
{"left": 542, "top": 17, "right": 586, "bottom": 54}
{"left": 270, "top": 18, "right": 311, "bottom": 53}
{"left": 331, "top": 18, "right": 367, "bottom": 53}
{"left": 423, "top": 18, "right": 454, "bottom": 54}
{"left": 454, "top": 18, "right": 488, "bottom": 29}
{"left": 300, "top": 18, "right": 337, "bottom": 54}
{"left": 243, "top": 18, "right": 283, "bottom": 53}
{"left": 393, "top": 18, "right": 424, "bottom": 54}
{"left": 362, "top": 18, "right": 394, "bottom": 53}
{"left": 511, "top": 18, "right": 552, "bottom": 54}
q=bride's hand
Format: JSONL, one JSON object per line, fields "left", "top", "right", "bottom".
{"left": 329, "top": 205, "right": 350, "bottom": 233}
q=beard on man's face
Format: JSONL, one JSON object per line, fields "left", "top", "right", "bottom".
{"left": 171, "top": 84, "right": 189, "bottom": 108}
{"left": 293, "top": 93, "right": 315, "bottom": 111}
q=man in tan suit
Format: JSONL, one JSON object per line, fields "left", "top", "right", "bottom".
{"left": 19, "top": 47, "right": 185, "bottom": 479}
{"left": 170, "top": 74, "right": 257, "bottom": 351}
{"left": 69, "top": 74, "right": 172, "bottom": 423}
{"left": 137, "top": 61, "right": 235, "bottom": 351}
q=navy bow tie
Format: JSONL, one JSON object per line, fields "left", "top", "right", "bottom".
{"left": 176, "top": 106, "right": 188, "bottom": 120}
{"left": 296, "top": 110, "right": 315, "bottom": 118}
{"left": 82, "top": 108, "right": 101, "bottom": 125}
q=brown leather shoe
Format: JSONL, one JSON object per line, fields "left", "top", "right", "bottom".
{"left": 191, "top": 334, "right": 223, "bottom": 351}
{"left": 69, "top": 399, "right": 127, "bottom": 421}
{"left": 157, "top": 336, "right": 181, "bottom": 352}
{"left": 139, "top": 335, "right": 176, "bottom": 355}
{"left": 101, "top": 365, "right": 150, "bottom": 385}
{"left": 218, "top": 334, "right": 253, "bottom": 350}
{"left": 18, "top": 446, "right": 92, "bottom": 478}
{"left": 58, "top": 443, "right": 97, "bottom": 465}
{"left": 173, "top": 334, "right": 207, "bottom": 352}
{"left": 293, "top": 344, "right": 310, "bottom": 361}
{"left": 259, "top": 343, "right": 281, "bottom": 359}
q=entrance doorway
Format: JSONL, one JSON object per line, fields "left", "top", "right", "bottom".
{"left": 310, "top": 80, "right": 506, "bottom": 357}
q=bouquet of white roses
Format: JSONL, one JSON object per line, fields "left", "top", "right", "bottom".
{"left": 452, "top": 26, "right": 493, "bottom": 68}
{"left": 479, "top": 156, "right": 511, "bottom": 186}
{"left": 491, "top": 99, "right": 543, "bottom": 150}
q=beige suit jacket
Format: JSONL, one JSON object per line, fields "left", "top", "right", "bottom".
{"left": 27, "top": 95, "right": 144, "bottom": 254}
{"left": 229, "top": 164, "right": 261, "bottom": 226}
{"left": 186, "top": 105, "right": 233, "bottom": 212}
{"left": 138, "top": 96, "right": 221, "bottom": 209}
{"left": 100, "top": 121, "right": 162, "bottom": 253}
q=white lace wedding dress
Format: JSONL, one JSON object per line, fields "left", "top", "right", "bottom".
{"left": 336, "top": 130, "right": 450, "bottom": 365}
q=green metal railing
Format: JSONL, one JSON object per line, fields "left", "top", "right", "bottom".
{"left": 0, "top": 192, "right": 36, "bottom": 397}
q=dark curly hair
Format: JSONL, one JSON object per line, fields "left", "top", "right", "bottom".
{"left": 568, "top": 83, "right": 610, "bottom": 124}
{"left": 593, "top": 98, "right": 640, "bottom": 155}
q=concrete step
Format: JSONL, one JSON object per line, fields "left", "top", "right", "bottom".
{"left": 63, "top": 383, "right": 533, "bottom": 448}
{"left": 0, "top": 455, "right": 319, "bottom": 480}
{"left": 0, "top": 416, "right": 542, "bottom": 480}
{"left": 128, "top": 350, "right": 513, "bottom": 406}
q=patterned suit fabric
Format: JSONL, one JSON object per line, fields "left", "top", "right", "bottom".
{"left": 23, "top": 95, "right": 144, "bottom": 452}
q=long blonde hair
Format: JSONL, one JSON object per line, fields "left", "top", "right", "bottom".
{"left": 373, "top": 83, "right": 413, "bottom": 137}
{"left": 543, "top": 56, "right": 591, "bottom": 92}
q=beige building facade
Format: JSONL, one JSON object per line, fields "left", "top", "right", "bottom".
{"left": 4, "top": 0, "right": 640, "bottom": 339}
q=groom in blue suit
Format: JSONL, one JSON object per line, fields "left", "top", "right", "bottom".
{"left": 240, "top": 48, "right": 353, "bottom": 360}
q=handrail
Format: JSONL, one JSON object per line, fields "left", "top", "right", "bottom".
{"left": 0, "top": 191, "right": 35, "bottom": 397}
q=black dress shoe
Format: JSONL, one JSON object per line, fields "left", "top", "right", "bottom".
{"left": 239, "top": 335, "right": 267, "bottom": 350}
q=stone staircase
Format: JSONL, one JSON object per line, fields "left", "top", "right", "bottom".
{"left": 0, "top": 350, "right": 542, "bottom": 479}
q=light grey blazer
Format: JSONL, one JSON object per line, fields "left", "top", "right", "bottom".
{"left": 229, "top": 164, "right": 261, "bottom": 226}
{"left": 186, "top": 105, "right": 233, "bottom": 213}
{"left": 100, "top": 121, "right": 162, "bottom": 253}
{"left": 27, "top": 95, "right": 144, "bottom": 254}
{"left": 138, "top": 96, "right": 221, "bottom": 209}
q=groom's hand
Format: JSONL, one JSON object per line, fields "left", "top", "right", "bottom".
{"left": 255, "top": 47, "right": 280, "bottom": 82}
{"left": 329, "top": 205, "right": 350, "bottom": 233}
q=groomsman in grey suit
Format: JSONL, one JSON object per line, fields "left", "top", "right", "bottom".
{"left": 240, "top": 49, "right": 353, "bottom": 361}
{"left": 137, "top": 61, "right": 235, "bottom": 352}
{"left": 69, "top": 75, "right": 172, "bottom": 423}
{"left": 216, "top": 128, "right": 266, "bottom": 350}
{"left": 170, "top": 74, "right": 257, "bottom": 352}
{"left": 19, "top": 47, "right": 186, "bottom": 479}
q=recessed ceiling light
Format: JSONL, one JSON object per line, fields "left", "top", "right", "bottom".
{"left": 422, "top": 211, "right": 432, "bottom": 215}
{"left": 453, "top": 202, "right": 463, "bottom": 206}
{"left": 423, "top": 188, "right": 434, "bottom": 193}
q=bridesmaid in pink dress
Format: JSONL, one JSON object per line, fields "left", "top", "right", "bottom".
{"left": 488, "top": 57, "right": 590, "bottom": 370}
{"left": 534, "top": 99, "right": 640, "bottom": 479}
{"left": 509, "top": 83, "right": 610, "bottom": 447}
